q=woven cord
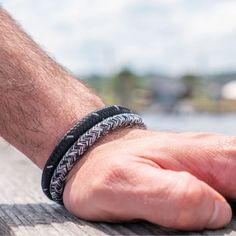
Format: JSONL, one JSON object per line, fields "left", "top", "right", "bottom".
{"left": 50, "top": 113, "right": 146, "bottom": 204}
{"left": 42, "top": 105, "right": 131, "bottom": 199}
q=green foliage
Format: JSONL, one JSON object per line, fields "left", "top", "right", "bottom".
{"left": 181, "top": 74, "right": 202, "bottom": 98}
{"left": 83, "top": 68, "right": 151, "bottom": 111}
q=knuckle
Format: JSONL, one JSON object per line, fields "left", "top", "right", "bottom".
{"left": 218, "top": 136, "right": 236, "bottom": 153}
{"left": 172, "top": 172, "right": 205, "bottom": 229}
{"left": 177, "top": 172, "right": 204, "bottom": 206}
{"left": 211, "top": 136, "right": 235, "bottom": 187}
{"left": 214, "top": 136, "right": 235, "bottom": 167}
{"left": 227, "top": 136, "right": 236, "bottom": 146}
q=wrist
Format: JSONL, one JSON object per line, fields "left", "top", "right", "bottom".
{"left": 64, "top": 127, "right": 147, "bottom": 185}
{"left": 36, "top": 96, "right": 104, "bottom": 169}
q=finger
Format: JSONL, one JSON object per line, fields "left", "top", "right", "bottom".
{"left": 94, "top": 165, "right": 232, "bottom": 230}
{"left": 136, "top": 132, "right": 236, "bottom": 199}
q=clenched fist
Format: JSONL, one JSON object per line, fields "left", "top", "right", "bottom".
{"left": 63, "top": 128, "right": 235, "bottom": 230}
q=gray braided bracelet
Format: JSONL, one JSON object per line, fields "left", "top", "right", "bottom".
{"left": 50, "top": 113, "right": 146, "bottom": 203}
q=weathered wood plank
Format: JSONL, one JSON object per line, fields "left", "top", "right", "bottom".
{"left": 0, "top": 138, "right": 235, "bottom": 236}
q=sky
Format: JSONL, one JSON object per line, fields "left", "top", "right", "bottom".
{"left": 1, "top": 0, "right": 236, "bottom": 76}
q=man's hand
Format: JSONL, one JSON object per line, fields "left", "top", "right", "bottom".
{"left": 63, "top": 129, "right": 233, "bottom": 230}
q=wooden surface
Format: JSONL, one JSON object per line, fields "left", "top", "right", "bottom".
{"left": 0, "top": 139, "right": 236, "bottom": 236}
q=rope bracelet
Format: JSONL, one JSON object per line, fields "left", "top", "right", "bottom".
{"left": 50, "top": 113, "right": 146, "bottom": 204}
{"left": 41, "top": 105, "right": 131, "bottom": 200}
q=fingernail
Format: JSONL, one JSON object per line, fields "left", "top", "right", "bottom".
{"left": 207, "top": 200, "right": 232, "bottom": 229}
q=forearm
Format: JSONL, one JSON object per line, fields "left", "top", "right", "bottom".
{"left": 0, "top": 8, "right": 104, "bottom": 168}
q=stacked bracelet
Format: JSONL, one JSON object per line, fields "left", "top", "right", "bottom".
{"left": 41, "top": 105, "right": 146, "bottom": 204}
{"left": 41, "top": 105, "right": 131, "bottom": 200}
{"left": 50, "top": 113, "right": 146, "bottom": 204}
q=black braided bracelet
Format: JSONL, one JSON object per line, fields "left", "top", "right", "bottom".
{"left": 41, "top": 105, "right": 131, "bottom": 200}
{"left": 50, "top": 113, "right": 146, "bottom": 204}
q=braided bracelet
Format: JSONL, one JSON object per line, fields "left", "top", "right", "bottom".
{"left": 42, "top": 105, "right": 131, "bottom": 200}
{"left": 50, "top": 113, "right": 146, "bottom": 204}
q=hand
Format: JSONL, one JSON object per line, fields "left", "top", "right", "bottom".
{"left": 62, "top": 129, "right": 235, "bottom": 230}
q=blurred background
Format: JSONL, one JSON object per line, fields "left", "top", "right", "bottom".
{"left": 2, "top": 0, "right": 236, "bottom": 134}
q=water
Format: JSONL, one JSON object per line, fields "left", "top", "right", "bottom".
{"left": 142, "top": 112, "right": 236, "bottom": 135}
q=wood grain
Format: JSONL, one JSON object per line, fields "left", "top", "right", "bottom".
{"left": 0, "top": 138, "right": 235, "bottom": 236}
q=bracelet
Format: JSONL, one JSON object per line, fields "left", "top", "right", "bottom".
{"left": 50, "top": 113, "right": 146, "bottom": 204}
{"left": 41, "top": 105, "right": 131, "bottom": 200}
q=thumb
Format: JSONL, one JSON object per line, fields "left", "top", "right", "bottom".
{"left": 94, "top": 164, "right": 232, "bottom": 230}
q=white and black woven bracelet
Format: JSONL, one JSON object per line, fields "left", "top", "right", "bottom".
{"left": 42, "top": 105, "right": 131, "bottom": 200}
{"left": 50, "top": 113, "right": 146, "bottom": 204}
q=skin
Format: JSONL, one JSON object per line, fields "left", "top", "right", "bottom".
{"left": 63, "top": 129, "right": 234, "bottom": 230}
{"left": 0, "top": 7, "right": 234, "bottom": 231}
